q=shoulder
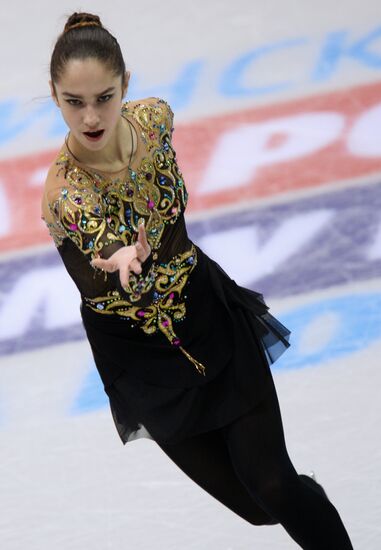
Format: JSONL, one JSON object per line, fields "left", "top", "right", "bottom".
{"left": 42, "top": 147, "right": 86, "bottom": 217}
{"left": 43, "top": 148, "right": 71, "bottom": 196}
{"left": 123, "top": 96, "right": 174, "bottom": 132}
{"left": 123, "top": 96, "right": 173, "bottom": 115}
{"left": 41, "top": 154, "right": 65, "bottom": 223}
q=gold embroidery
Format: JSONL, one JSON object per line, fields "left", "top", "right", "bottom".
{"left": 49, "top": 98, "right": 188, "bottom": 258}
{"left": 83, "top": 244, "right": 205, "bottom": 375}
{"left": 47, "top": 183, "right": 126, "bottom": 256}
{"left": 42, "top": 215, "right": 67, "bottom": 247}
{"left": 44, "top": 98, "right": 204, "bottom": 375}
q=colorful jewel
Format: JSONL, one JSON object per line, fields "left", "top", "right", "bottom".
{"left": 46, "top": 99, "right": 205, "bottom": 375}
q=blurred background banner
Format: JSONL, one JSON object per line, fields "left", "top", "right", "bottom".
{"left": 0, "top": 2, "right": 380, "bottom": 549}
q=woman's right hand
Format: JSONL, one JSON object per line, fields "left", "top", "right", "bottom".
{"left": 90, "top": 222, "right": 151, "bottom": 290}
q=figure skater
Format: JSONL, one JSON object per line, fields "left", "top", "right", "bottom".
{"left": 41, "top": 12, "right": 354, "bottom": 549}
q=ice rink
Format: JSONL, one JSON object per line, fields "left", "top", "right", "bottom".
{"left": 1, "top": 1, "right": 381, "bottom": 548}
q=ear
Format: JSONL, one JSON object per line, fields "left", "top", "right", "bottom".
{"left": 49, "top": 80, "right": 60, "bottom": 107}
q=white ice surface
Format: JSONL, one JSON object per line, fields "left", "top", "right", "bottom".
{"left": 1, "top": 1, "right": 380, "bottom": 548}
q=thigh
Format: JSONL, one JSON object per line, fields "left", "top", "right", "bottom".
{"left": 220, "top": 384, "right": 299, "bottom": 499}
{"left": 155, "top": 427, "right": 275, "bottom": 526}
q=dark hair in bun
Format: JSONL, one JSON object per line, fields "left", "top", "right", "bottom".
{"left": 63, "top": 12, "right": 102, "bottom": 33}
{"left": 50, "top": 12, "right": 126, "bottom": 95}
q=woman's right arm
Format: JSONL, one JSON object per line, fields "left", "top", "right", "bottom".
{"left": 44, "top": 178, "right": 155, "bottom": 301}
{"left": 45, "top": 182, "right": 127, "bottom": 261}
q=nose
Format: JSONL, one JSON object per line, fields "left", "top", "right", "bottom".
{"left": 83, "top": 106, "right": 100, "bottom": 129}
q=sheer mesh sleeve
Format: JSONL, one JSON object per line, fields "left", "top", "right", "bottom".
{"left": 46, "top": 183, "right": 126, "bottom": 260}
{"left": 43, "top": 180, "right": 156, "bottom": 304}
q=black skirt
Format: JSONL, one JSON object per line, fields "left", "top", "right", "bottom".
{"left": 80, "top": 244, "right": 291, "bottom": 445}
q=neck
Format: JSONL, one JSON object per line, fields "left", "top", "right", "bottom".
{"left": 67, "top": 115, "right": 133, "bottom": 170}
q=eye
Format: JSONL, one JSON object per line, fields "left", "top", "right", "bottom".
{"left": 66, "top": 99, "right": 82, "bottom": 106}
{"left": 98, "top": 94, "right": 113, "bottom": 103}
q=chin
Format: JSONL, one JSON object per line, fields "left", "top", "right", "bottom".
{"left": 80, "top": 133, "right": 108, "bottom": 150}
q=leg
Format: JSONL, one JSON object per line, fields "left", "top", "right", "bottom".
{"left": 220, "top": 384, "right": 354, "bottom": 549}
{"left": 156, "top": 427, "right": 276, "bottom": 526}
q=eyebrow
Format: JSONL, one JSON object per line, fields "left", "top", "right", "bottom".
{"left": 61, "top": 86, "right": 116, "bottom": 98}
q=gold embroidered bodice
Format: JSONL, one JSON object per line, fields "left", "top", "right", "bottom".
{"left": 41, "top": 97, "right": 205, "bottom": 375}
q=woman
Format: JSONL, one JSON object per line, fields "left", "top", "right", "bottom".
{"left": 41, "top": 11, "right": 354, "bottom": 549}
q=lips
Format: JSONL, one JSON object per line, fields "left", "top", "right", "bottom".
{"left": 84, "top": 130, "right": 104, "bottom": 137}
{"left": 83, "top": 129, "right": 105, "bottom": 142}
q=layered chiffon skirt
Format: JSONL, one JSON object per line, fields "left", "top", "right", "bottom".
{"left": 80, "top": 244, "right": 291, "bottom": 445}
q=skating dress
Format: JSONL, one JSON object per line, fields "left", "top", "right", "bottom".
{"left": 41, "top": 97, "right": 291, "bottom": 445}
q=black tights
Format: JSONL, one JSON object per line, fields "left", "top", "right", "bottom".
{"left": 156, "top": 383, "right": 353, "bottom": 549}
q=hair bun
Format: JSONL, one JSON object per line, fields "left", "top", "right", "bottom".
{"left": 64, "top": 12, "right": 103, "bottom": 33}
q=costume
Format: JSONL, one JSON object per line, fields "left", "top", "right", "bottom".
{"left": 42, "top": 97, "right": 291, "bottom": 445}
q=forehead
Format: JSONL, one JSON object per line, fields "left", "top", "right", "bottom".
{"left": 57, "top": 58, "right": 119, "bottom": 93}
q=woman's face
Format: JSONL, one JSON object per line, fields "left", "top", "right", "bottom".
{"left": 50, "top": 58, "right": 129, "bottom": 152}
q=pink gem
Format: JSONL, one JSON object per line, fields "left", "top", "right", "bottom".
{"left": 169, "top": 292, "right": 174, "bottom": 299}
{"left": 171, "top": 207, "right": 177, "bottom": 214}
{"left": 162, "top": 320, "right": 169, "bottom": 327}
{"left": 147, "top": 200, "right": 154, "bottom": 210}
{"left": 173, "top": 338, "right": 181, "bottom": 346}
{"left": 69, "top": 223, "right": 78, "bottom": 231}
{"left": 149, "top": 132, "right": 155, "bottom": 139}
{"left": 137, "top": 310, "right": 145, "bottom": 317}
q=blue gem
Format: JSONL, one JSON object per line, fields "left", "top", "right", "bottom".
{"left": 96, "top": 304, "right": 104, "bottom": 310}
{"left": 119, "top": 225, "right": 126, "bottom": 232}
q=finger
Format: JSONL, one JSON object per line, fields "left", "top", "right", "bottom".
{"left": 131, "top": 257, "right": 142, "bottom": 275}
{"left": 119, "top": 262, "right": 131, "bottom": 289}
{"left": 91, "top": 258, "right": 116, "bottom": 272}
{"left": 138, "top": 223, "right": 149, "bottom": 249}
{"left": 135, "top": 241, "right": 145, "bottom": 262}
{"left": 138, "top": 228, "right": 151, "bottom": 261}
